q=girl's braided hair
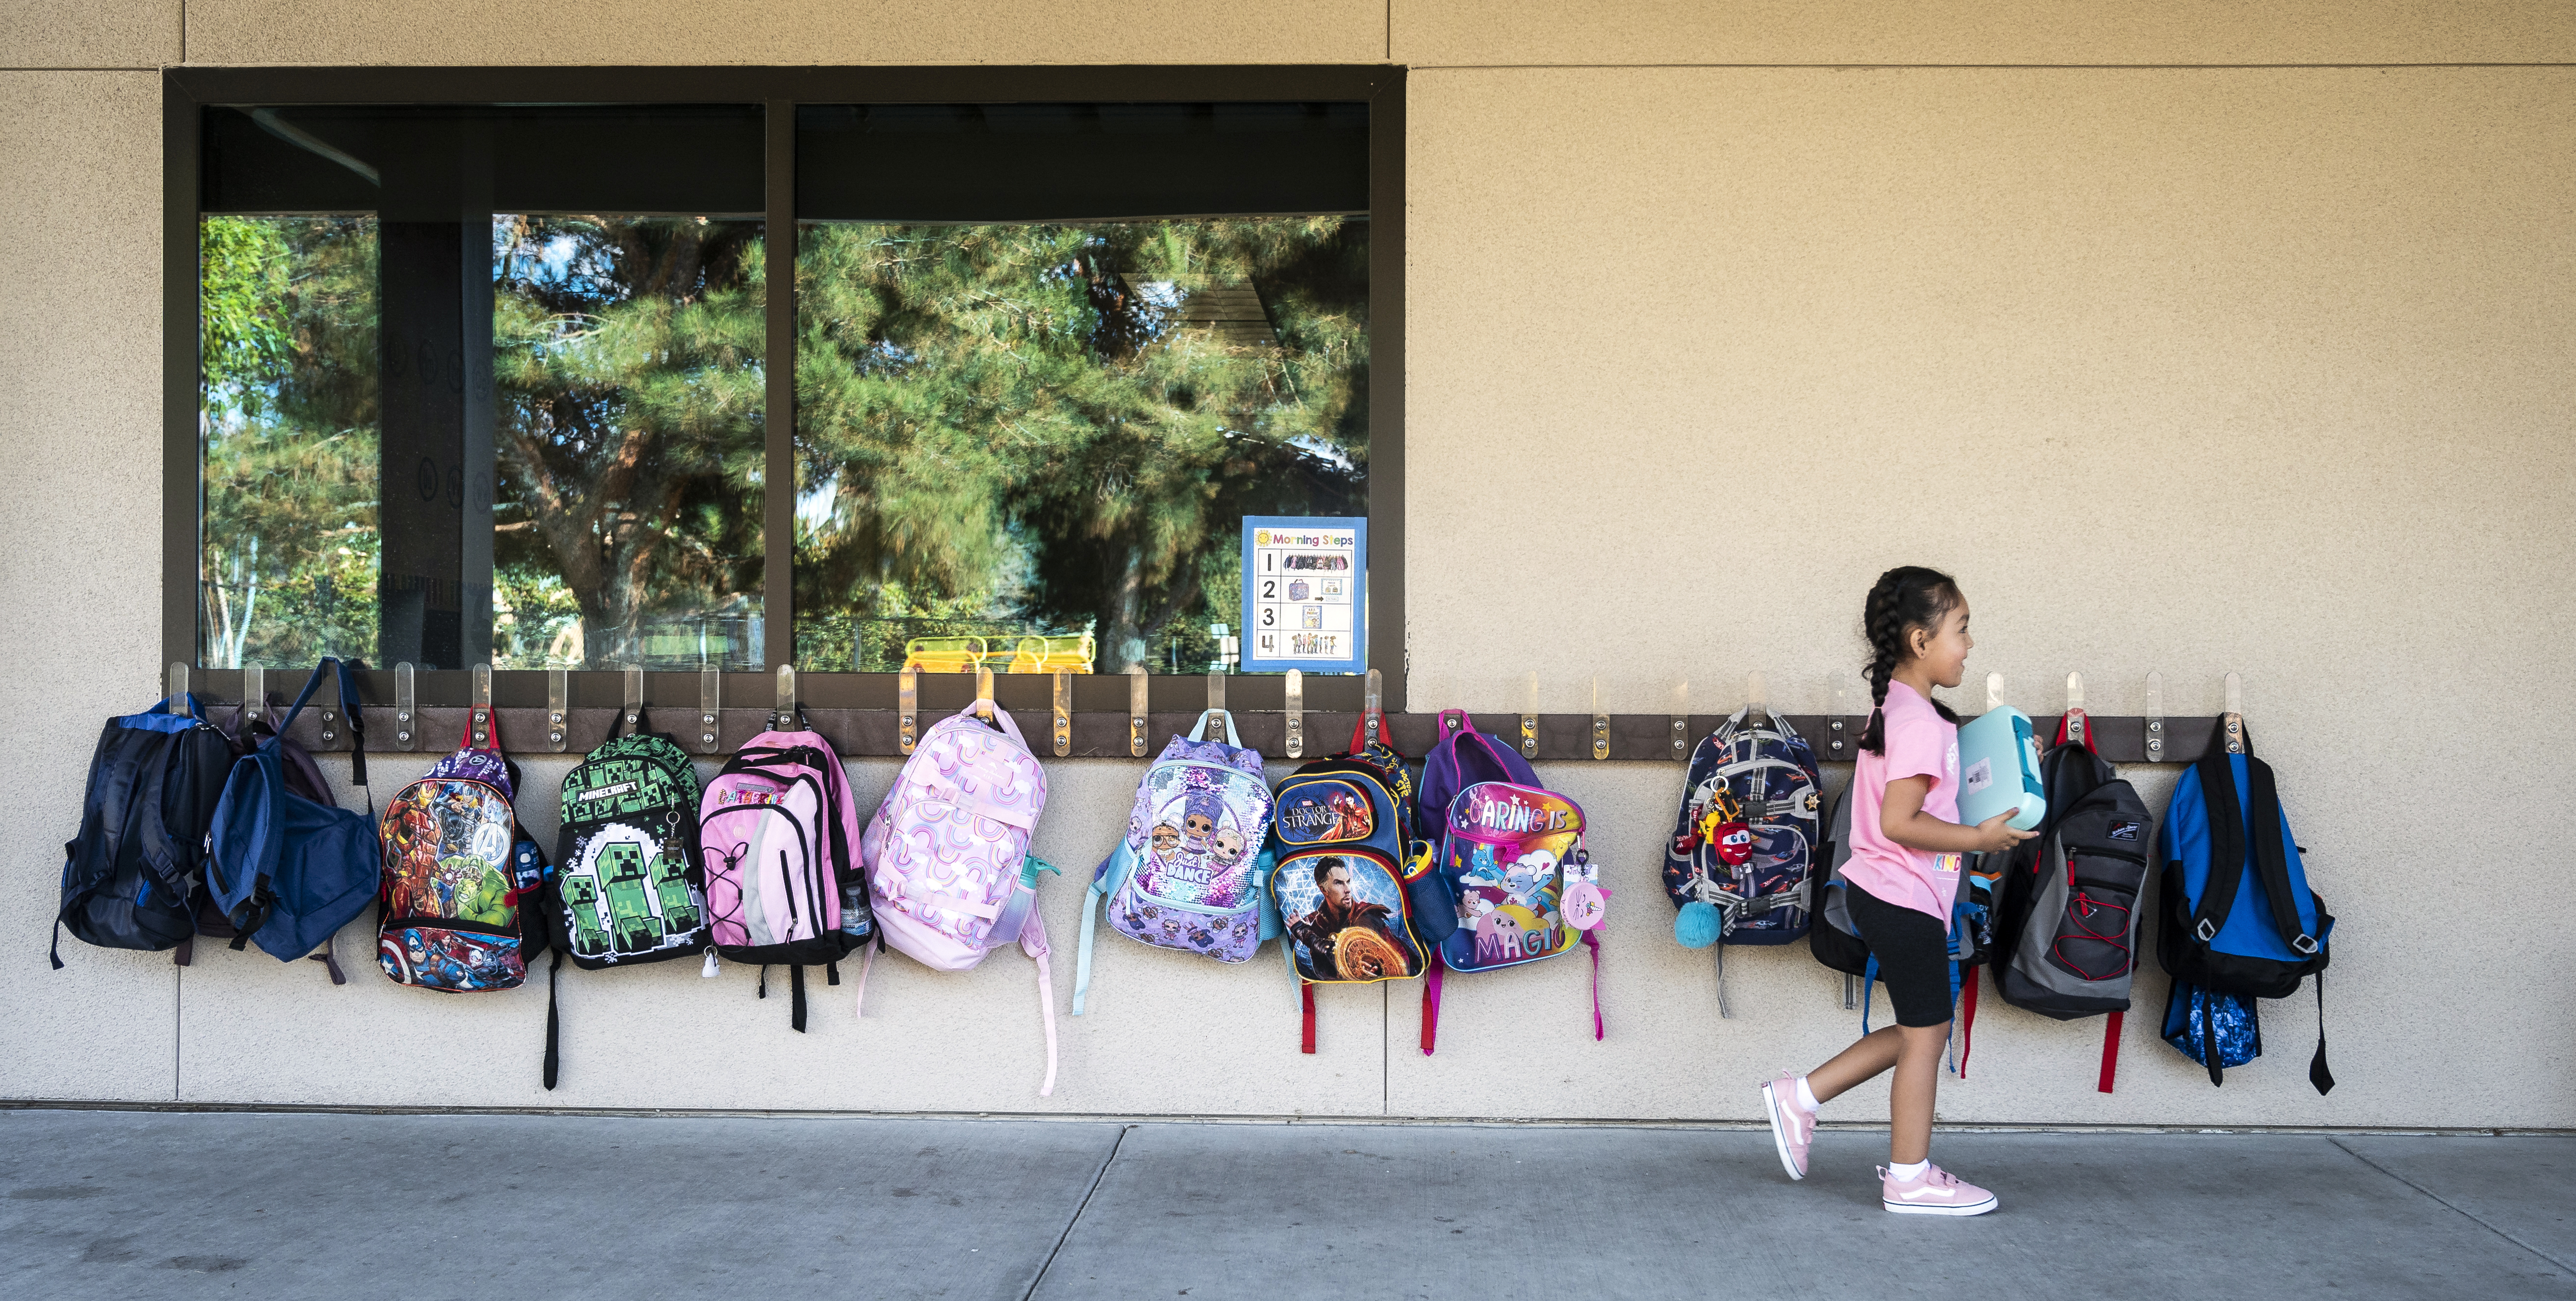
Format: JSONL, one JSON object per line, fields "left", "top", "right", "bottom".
{"left": 1858, "top": 565, "right": 1964, "bottom": 755}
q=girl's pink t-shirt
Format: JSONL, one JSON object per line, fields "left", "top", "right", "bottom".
{"left": 1841, "top": 680, "right": 1963, "bottom": 928}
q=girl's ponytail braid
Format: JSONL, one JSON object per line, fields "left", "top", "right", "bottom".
{"left": 1854, "top": 565, "right": 1961, "bottom": 756}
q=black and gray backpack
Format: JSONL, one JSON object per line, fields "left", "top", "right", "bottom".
{"left": 1992, "top": 714, "right": 2154, "bottom": 1091}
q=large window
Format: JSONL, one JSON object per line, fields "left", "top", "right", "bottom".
{"left": 181, "top": 75, "right": 1389, "bottom": 694}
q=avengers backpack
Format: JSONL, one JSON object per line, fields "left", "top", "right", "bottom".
{"left": 377, "top": 706, "right": 548, "bottom": 992}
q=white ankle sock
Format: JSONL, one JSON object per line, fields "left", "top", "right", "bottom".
{"left": 1794, "top": 1077, "right": 1820, "bottom": 1112}
{"left": 1886, "top": 1159, "right": 1929, "bottom": 1181}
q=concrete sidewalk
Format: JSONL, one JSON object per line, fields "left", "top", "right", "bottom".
{"left": 1, "top": 1110, "right": 2567, "bottom": 1300}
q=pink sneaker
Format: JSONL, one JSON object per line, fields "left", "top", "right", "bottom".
{"left": 1880, "top": 1164, "right": 1998, "bottom": 1216}
{"left": 1759, "top": 1073, "right": 1815, "bottom": 1181}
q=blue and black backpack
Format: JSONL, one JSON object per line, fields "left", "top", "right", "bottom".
{"left": 2156, "top": 724, "right": 2333, "bottom": 1092}
{"left": 206, "top": 660, "right": 382, "bottom": 979}
{"left": 1267, "top": 748, "right": 1426, "bottom": 1051}
{"left": 54, "top": 694, "right": 236, "bottom": 965}
{"left": 1665, "top": 710, "right": 1824, "bottom": 1014}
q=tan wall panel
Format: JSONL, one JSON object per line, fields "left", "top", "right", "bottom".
{"left": 0, "top": 0, "right": 177, "bottom": 68}
{"left": 185, "top": 0, "right": 1387, "bottom": 67}
{"left": 0, "top": 71, "right": 177, "bottom": 1101}
{"left": 1404, "top": 65, "right": 2576, "bottom": 1126}
{"left": 1393, "top": 0, "right": 2576, "bottom": 68}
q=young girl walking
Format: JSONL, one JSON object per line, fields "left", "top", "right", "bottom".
{"left": 1761, "top": 566, "right": 2033, "bottom": 1216}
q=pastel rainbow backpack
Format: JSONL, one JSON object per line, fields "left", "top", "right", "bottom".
{"left": 1072, "top": 709, "right": 1275, "bottom": 1015}
{"left": 1410, "top": 718, "right": 1607, "bottom": 1052}
{"left": 858, "top": 701, "right": 1060, "bottom": 1096}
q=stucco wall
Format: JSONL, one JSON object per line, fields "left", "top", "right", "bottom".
{"left": 3, "top": 2, "right": 2570, "bottom": 1127}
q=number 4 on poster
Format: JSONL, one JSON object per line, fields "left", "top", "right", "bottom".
{"left": 1240, "top": 516, "right": 1367, "bottom": 674}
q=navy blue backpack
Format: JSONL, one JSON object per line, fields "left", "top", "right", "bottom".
{"left": 206, "top": 660, "right": 381, "bottom": 974}
{"left": 2156, "top": 726, "right": 2333, "bottom": 1092}
{"left": 54, "top": 694, "right": 236, "bottom": 964}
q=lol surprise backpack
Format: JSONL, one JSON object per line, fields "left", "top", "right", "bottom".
{"left": 697, "top": 716, "right": 870, "bottom": 1031}
{"left": 1411, "top": 727, "right": 1606, "bottom": 1053}
{"left": 1267, "top": 732, "right": 1425, "bottom": 1052}
{"left": 377, "top": 705, "right": 549, "bottom": 992}
{"left": 860, "top": 701, "right": 1060, "bottom": 1096}
{"left": 1072, "top": 709, "right": 1275, "bottom": 1015}
{"left": 1664, "top": 709, "right": 1824, "bottom": 1014}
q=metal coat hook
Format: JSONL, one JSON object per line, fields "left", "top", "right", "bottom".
{"left": 2222, "top": 671, "right": 2246, "bottom": 755}
{"left": 547, "top": 669, "right": 570, "bottom": 751}
{"left": 321, "top": 660, "right": 347, "bottom": 751}
{"left": 1205, "top": 669, "right": 1225, "bottom": 716}
{"left": 1828, "top": 681, "right": 1852, "bottom": 759}
{"left": 1051, "top": 671, "right": 1072, "bottom": 757}
{"left": 1283, "top": 669, "right": 1305, "bottom": 759}
{"left": 1745, "top": 671, "right": 1768, "bottom": 726}
{"left": 243, "top": 664, "right": 265, "bottom": 728}
{"left": 774, "top": 664, "right": 798, "bottom": 730}
{"left": 1126, "top": 664, "right": 1148, "bottom": 758}
{"left": 1985, "top": 671, "right": 2005, "bottom": 713}
{"left": 974, "top": 665, "right": 998, "bottom": 721}
{"left": 1363, "top": 669, "right": 1384, "bottom": 747}
{"left": 167, "top": 663, "right": 187, "bottom": 715}
{"left": 1670, "top": 680, "right": 1689, "bottom": 761}
{"left": 698, "top": 665, "right": 721, "bottom": 753}
{"left": 394, "top": 663, "right": 417, "bottom": 751}
{"left": 471, "top": 664, "right": 493, "bottom": 749}
{"left": 1520, "top": 672, "right": 1539, "bottom": 760}
{"left": 2144, "top": 671, "right": 2166, "bottom": 762}
{"left": 2064, "top": 671, "right": 2087, "bottom": 747}
{"left": 899, "top": 666, "right": 920, "bottom": 756}
{"left": 1590, "top": 677, "right": 1609, "bottom": 761}
{"left": 623, "top": 664, "right": 644, "bottom": 732}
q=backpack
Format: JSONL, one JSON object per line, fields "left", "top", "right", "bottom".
{"left": 205, "top": 660, "right": 381, "bottom": 980}
{"left": 698, "top": 717, "right": 869, "bottom": 1031}
{"left": 2156, "top": 727, "right": 2334, "bottom": 1092}
{"left": 551, "top": 707, "right": 708, "bottom": 970}
{"left": 1268, "top": 739, "right": 1426, "bottom": 1052}
{"left": 1072, "top": 709, "right": 1275, "bottom": 1016}
{"left": 376, "top": 706, "right": 549, "bottom": 992}
{"left": 1415, "top": 708, "right": 1537, "bottom": 834}
{"left": 53, "top": 694, "right": 235, "bottom": 966}
{"left": 1991, "top": 714, "right": 2155, "bottom": 1091}
{"left": 859, "top": 701, "right": 1060, "bottom": 1096}
{"left": 182, "top": 695, "right": 351, "bottom": 980}
{"left": 1414, "top": 770, "right": 1606, "bottom": 1053}
{"left": 1663, "top": 709, "right": 1824, "bottom": 1013}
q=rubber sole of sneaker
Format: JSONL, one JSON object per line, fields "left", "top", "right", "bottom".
{"left": 1882, "top": 1195, "right": 1999, "bottom": 1216}
{"left": 1759, "top": 1083, "right": 1806, "bottom": 1182}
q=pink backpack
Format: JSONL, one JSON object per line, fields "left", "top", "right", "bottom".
{"left": 697, "top": 723, "right": 870, "bottom": 1031}
{"left": 857, "top": 702, "right": 1059, "bottom": 1096}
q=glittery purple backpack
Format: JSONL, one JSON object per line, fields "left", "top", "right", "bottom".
{"left": 1071, "top": 709, "right": 1274, "bottom": 1015}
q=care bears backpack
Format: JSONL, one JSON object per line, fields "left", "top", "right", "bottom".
{"left": 859, "top": 700, "right": 1060, "bottom": 1097}
{"left": 1267, "top": 720, "right": 1426, "bottom": 1052}
{"left": 698, "top": 715, "right": 869, "bottom": 1032}
{"left": 1072, "top": 709, "right": 1274, "bottom": 1015}
{"left": 1663, "top": 709, "right": 1823, "bottom": 1015}
{"left": 1409, "top": 717, "right": 1606, "bottom": 1053}
{"left": 377, "top": 705, "right": 549, "bottom": 993}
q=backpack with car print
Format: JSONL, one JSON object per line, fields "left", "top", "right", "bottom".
{"left": 377, "top": 705, "right": 549, "bottom": 993}
{"left": 1664, "top": 709, "right": 1824, "bottom": 1015}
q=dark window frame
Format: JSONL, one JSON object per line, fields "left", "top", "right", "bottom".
{"left": 163, "top": 64, "right": 1405, "bottom": 717}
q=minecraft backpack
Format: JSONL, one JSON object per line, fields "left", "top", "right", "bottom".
{"left": 698, "top": 715, "right": 870, "bottom": 1032}
{"left": 376, "top": 704, "right": 549, "bottom": 993}
{"left": 859, "top": 701, "right": 1059, "bottom": 1096}
{"left": 1412, "top": 751, "right": 1606, "bottom": 1054}
{"left": 1663, "top": 708, "right": 1824, "bottom": 1014}
{"left": 1072, "top": 709, "right": 1276, "bottom": 1015}
{"left": 1268, "top": 736, "right": 1426, "bottom": 1053}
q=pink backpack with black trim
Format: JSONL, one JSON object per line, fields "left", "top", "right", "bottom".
{"left": 858, "top": 702, "right": 1059, "bottom": 1096}
{"left": 697, "top": 720, "right": 869, "bottom": 1031}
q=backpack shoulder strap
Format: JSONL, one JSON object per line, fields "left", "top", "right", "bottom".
{"left": 2185, "top": 749, "right": 2250, "bottom": 945}
{"left": 2242, "top": 752, "right": 2320, "bottom": 956}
